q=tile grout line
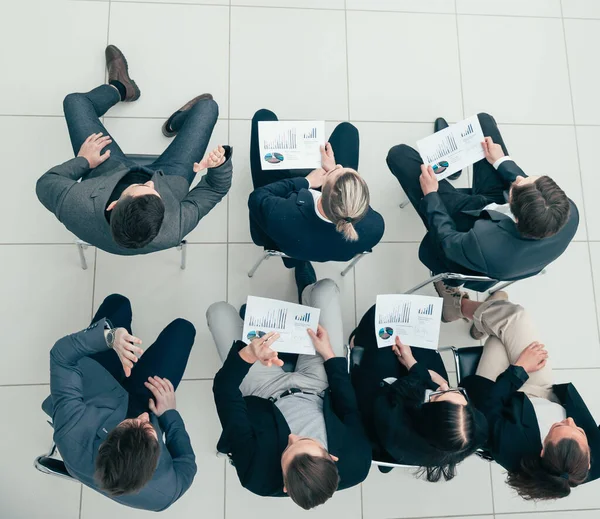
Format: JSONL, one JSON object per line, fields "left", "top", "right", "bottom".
{"left": 225, "top": 0, "right": 232, "bottom": 306}
{"left": 343, "top": 0, "right": 351, "bottom": 122}
{"left": 453, "top": 0, "right": 470, "bottom": 190}
{"left": 488, "top": 461, "right": 496, "bottom": 516}
{"left": 558, "top": 0, "right": 600, "bottom": 348}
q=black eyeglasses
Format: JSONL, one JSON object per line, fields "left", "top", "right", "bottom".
{"left": 427, "top": 387, "right": 468, "bottom": 402}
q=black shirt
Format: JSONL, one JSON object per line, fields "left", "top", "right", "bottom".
{"left": 104, "top": 169, "right": 153, "bottom": 222}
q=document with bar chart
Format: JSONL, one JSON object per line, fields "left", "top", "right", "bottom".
{"left": 242, "top": 296, "right": 320, "bottom": 354}
{"left": 375, "top": 294, "right": 442, "bottom": 349}
{"left": 416, "top": 115, "right": 485, "bottom": 180}
{"left": 258, "top": 120, "right": 325, "bottom": 170}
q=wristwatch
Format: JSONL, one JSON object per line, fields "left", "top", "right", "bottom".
{"left": 103, "top": 319, "right": 116, "bottom": 348}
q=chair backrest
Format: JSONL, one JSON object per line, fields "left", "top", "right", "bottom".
{"left": 349, "top": 346, "right": 365, "bottom": 371}
{"left": 125, "top": 154, "right": 160, "bottom": 167}
{"left": 453, "top": 346, "right": 484, "bottom": 385}
{"left": 34, "top": 455, "right": 75, "bottom": 482}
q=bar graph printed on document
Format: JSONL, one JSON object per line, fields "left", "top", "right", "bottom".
{"left": 378, "top": 302, "right": 411, "bottom": 325}
{"left": 263, "top": 128, "right": 298, "bottom": 150}
{"left": 426, "top": 133, "right": 458, "bottom": 163}
{"left": 247, "top": 308, "right": 288, "bottom": 330}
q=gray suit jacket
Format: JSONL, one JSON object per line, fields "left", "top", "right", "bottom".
{"left": 36, "top": 149, "right": 233, "bottom": 255}
{"left": 46, "top": 319, "right": 197, "bottom": 511}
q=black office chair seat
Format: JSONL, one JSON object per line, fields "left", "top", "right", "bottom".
{"left": 454, "top": 346, "right": 484, "bottom": 385}
{"left": 278, "top": 352, "right": 299, "bottom": 373}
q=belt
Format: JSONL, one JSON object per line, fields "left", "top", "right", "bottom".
{"left": 269, "top": 387, "right": 321, "bottom": 403}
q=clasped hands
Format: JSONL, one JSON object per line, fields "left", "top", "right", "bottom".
{"left": 240, "top": 325, "right": 336, "bottom": 366}
{"left": 418, "top": 135, "right": 506, "bottom": 196}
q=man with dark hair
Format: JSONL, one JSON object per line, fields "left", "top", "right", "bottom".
{"left": 36, "top": 45, "right": 232, "bottom": 255}
{"left": 386, "top": 112, "right": 579, "bottom": 302}
{"left": 44, "top": 294, "right": 197, "bottom": 510}
{"left": 208, "top": 278, "right": 372, "bottom": 510}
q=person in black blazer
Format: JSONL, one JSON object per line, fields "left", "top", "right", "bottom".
{"left": 207, "top": 279, "right": 371, "bottom": 510}
{"left": 248, "top": 109, "right": 385, "bottom": 300}
{"left": 386, "top": 113, "right": 578, "bottom": 292}
{"left": 350, "top": 305, "right": 488, "bottom": 481}
{"left": 459, "top": 295, "right": 600, "bottom": 500}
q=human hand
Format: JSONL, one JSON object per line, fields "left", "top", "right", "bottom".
{"left": 320, "top": 142, "right": 336, "bottom": 172}
{"left": 110, "top": 328, "right": 143, "bottom": 377}
{"left": 428, "top": 370, "right": 449, "bottom": 391}
{"left": 515, "top": 341, "right": 548, "bottom": 373}
{"left": 391, "top": 336, "right": 417, "bottom": 370}
{"left": 77, "top": 133, "right": 112, "bottom": 169}
{"left": 144, "top": 376, "right": 176, "bottom": 417}
{"left": 194, "top": 145, "right": 226, "bottom": 172}
{"left": 240, "top": 332, "right": 284, "bottom": 367}
{"left": 482, "top": 136, "right": 505, "bottom": 165}
{"left": 419, "top": 164, "right": 439, "bottom": 196}
{"left": 305, "top": 167, "right": 331, "bottom": 189}
{"left": 307, "top": 325, "right": 335, "bottom": 361}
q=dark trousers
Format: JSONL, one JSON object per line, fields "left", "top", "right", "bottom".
{"left": 89, "top": 294, "right": 196, "bottom": 417}
{"left": 249, "top": 108, "right": 360, "bottom": 268}
{"left": 63, "top": 85, "right": 218, "bottom": 185}
{"left": 386, "top": 113, "right": 510, "bottom": 284}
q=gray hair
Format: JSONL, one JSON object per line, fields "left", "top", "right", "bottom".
{"left": 321, "top": 169, "right": 370, "bottom": 242}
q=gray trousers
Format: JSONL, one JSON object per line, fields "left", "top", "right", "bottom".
{"left": 474, "top": 300, "right": 556, "bottom": 401}
{"left": 206, "top": 279, "right": 345, "bottom": 400}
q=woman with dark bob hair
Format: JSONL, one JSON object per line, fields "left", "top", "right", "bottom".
{"left": 350, "top": 305, "right": 488, "bottom": 481}
{"left": 454, "top": 292, "right": 600, "bottom": 500}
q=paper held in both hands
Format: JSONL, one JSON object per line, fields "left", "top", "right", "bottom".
{"left": 417, "top": 115, "right": 485, "bottom": 181}
{"left": 258, "top": 120, "right": 325, "bottom": 170}
{"left": 375, "top": 294, "right": 443, "bottom": 349}
{"left": 242, "top": 296, "right": 320, "bottom": 355}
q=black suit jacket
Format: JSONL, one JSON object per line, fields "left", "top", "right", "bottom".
{"left": 419, "top": 160, "right": 579, "bottom": 282}
{"left": 248, "top": 177, "right": 385, "bottom": 262}
{"left": 463, "top": 366, "right": 600, "bottom": 483}
{"left": 213, "top": 341, "right": 372, "bottom": 497}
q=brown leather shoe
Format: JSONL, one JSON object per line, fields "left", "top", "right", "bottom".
{"left": 105, "top": 45, "right": 140, "bottom": 102}
{"left": 162, "top": 93, "right": 213, "bottom": 137}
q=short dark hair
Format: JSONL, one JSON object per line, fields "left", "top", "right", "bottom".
{"left": 510, "top": 176, "right": 570, "bottom": 239}
{"left": 507, "top": 438, "right": 590, "bottom": 500}
{"left": 284, "top": 452, "right": 340, "bottom": 510}
{"left": 95, "top": 421, "right": 160, "bottom": 496}
{"left": 110, "top": 195, "right": 165, "bottom": 249}
{"left": 412, "top": 401, "right": 488, "bottom": 482}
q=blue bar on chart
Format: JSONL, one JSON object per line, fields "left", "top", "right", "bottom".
{"left": 378, "top": 302, "right": 411, "bottom": 324}
{"left": 461, "top": 123, "right": 474, "bottom": 138}
{"left": 303, "top": 127, "right": 317, "bottom": 139}
{"left": 426, "top": 133, "right": 458, "bottom": 163}
{"left": 418, "top": 304, "right": 434, "bottom": 316}
{"left": 263, "top": 128, "right": 298, "bottom": 150}
{"left": 295, "top": 312, "right": 311, "bottom": 323}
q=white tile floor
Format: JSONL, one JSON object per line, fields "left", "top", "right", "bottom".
{"left": 1, "top": 0, "right": 599, "bottom": 518}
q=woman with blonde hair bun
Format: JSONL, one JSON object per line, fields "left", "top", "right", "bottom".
{"left": 248, "top": 108, "right": 385, "bottom": 302}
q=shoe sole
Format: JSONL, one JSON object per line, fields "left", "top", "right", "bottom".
{"left": 107, "top": 45, "right": 141, "bottom": 102}
{"left": 433, "top": 282, "right": 452, "bottom": 323}
{"left": 161, "top": 93, "right": 213, "bottom": 138}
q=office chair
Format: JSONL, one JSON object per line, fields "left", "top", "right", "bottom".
{"left": 248, "top": 249, "right": 372, "bottom": 278}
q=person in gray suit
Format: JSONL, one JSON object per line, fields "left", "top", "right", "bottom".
{"left": 36, "top": 45, "right": 232, "bottom": 255}
{"left": 45, "top": 294, "right": 197, "bottom": 510}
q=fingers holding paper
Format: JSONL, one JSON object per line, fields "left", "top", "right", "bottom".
{"left": 392, "top": 336, "right": 417, "bottom": 370}
{"left": 419, "top": 164, "right": 439, "bottom": 196}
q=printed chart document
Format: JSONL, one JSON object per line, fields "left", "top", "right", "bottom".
{"left": 242, "top": 296, "right": 320, "bottom": 355}
{"left": 258, "top": 120, "right": 325, "bottom": 170}
{"left": 416, "top": 115, "right": 485, "bottom": 181}
{"left": 375, "top": 294, "right": 443, "bottom": 349}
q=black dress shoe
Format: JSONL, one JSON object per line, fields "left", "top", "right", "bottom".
{"left": 434, "top": 117, "right": 462, "bottom": 180}
{"left": 162, "top": 93, "right": 213, "bottom": 137}
{"left": 294, "top": 261, "right": 317, "bottom": 304}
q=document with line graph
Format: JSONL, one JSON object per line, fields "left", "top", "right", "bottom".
{"left": 416, "top": 115, "right": 485, "bottom": 180}
{"left": 258, "top": 120, "right": 325, "bottom": 170}
{"left": 242, "top": 296, "right": 320, "bottom": 355}
{"left": 375, "top": 294, "right": 442, "bottom": 349}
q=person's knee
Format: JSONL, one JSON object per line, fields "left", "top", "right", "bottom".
{"left": 63, "top": 93, "right": 83, "bottom": 111}
{"left": 335, "top": 121, "right": 358, "bottom": 138}
{"left": 169, "top": 318, "right": 196, "bottom": 340}
{"left": 196, "top": 97, "right": 219, "bottom": 121}
{"left": 206, "top": 301, "right": 231, "bottom": 322}
{"left": 309, "top": 278, "right": 340, "bottom": 302}
{"left": 104, "top": 294, "right": 131, "bottom": 313}
{"left": 252, "top": 108, "right": 277, "bottom": 122}
{"left": 386, "top": 144, "right": 416, "bottom": 168}
{"left": 477, "top": 112, "right": 496, "bottom": 127}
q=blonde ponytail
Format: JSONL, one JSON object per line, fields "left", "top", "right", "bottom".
{"left": 322, "top": 169, "right": 370, "bottom": 242}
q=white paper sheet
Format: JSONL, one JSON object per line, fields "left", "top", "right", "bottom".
{"left": 375, "top": 294, "right": 443, "bottom": 349}
{"left": 416, "top": 115, "right": 486, "bottom": 181}
{"left": 242, "top": 296, "right": 320, "bottom": 355}
{"left": 258, "top": 120, "right": 325, "bottom": 170}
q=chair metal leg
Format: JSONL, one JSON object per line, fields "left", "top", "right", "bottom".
{"left": 488, "top": 279, "right": 516, "bottom": 294}
{"left": 341, "top": 252, "right": 367, "bottom": 277}
{"left": 178, "top": 240, "right": 187, "bottom": 270}
{"left": 404, "top": 273, "right": 445, "bottom": 294}
{"left": 76, "top": 241, "right": 88, "bottom": 270}
{"left": 399, "top": 196, "right": 410, "bottom": 209}
{"left": 248, "top": 251, "right": 270, "bottom": 278}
